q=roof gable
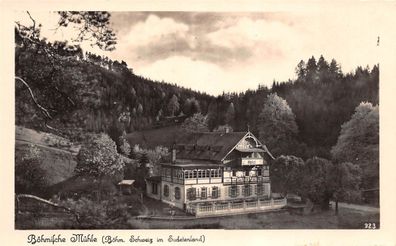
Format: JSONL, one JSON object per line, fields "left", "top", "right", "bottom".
{"left": 174, "top": 132, "right": 247, "bottom": 162}
{"left": 174, "top": 131, "right": 274, "bottom": 162}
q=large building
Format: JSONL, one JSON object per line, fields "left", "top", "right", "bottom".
{"left": 145, "top": 130, "right": 287, "bottom": 217}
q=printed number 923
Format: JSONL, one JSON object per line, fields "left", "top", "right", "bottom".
{"left": 364, "top": 223, "right": 376, "bottom": 229}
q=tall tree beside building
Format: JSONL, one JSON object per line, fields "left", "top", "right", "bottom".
{"left": 258, "top": 93, "right": 299, "bottom": 157}
{"left": 300, "top": 157, "right": 335, "bottom": 209}
{"left": 333, "top": 162, "right": 362, "bottom": 214}
{"left": 270, "top": 155, "right": 305, "bottom": 196}
{"left": 300, "top": 157, "right": 362, "bottom": 211}
{"left": 331, "top": 102, "right": 379, "bottom": 189}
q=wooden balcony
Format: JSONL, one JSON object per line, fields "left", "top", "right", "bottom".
{"left": 223, "top": 176, "right": 270, "bottom": 185}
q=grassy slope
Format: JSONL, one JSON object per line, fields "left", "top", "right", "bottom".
{"left": 15, "top": 126, "right": 79, "bottom": 186}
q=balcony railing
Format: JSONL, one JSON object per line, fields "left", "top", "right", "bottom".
{"left": 186, "top": 197, "right": 287, "bottom": 217}
{"left": 223, "top": 176, "right": 270, "bottom": 185}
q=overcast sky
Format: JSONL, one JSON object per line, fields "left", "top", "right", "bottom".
{"left": 16, "top": 10, "right": 385, "bottom": 95}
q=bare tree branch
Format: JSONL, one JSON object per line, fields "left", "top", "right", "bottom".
{"left": 26, "top": 11, "right": 36, "bottom": 30}
{"left": 16, "top": 194, "right": 81, "bottom": 224}
{"left": 15, "top": 76, "right": 52, "bottom": 119}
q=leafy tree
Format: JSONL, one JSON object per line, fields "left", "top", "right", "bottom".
{"left": 118, "top": 131, "right": 131, "bottom": 156}
{"left": 300, "top": 157, "right": 362, "bottom": 212}
{"left": 75, "top": 133, "right": 124, "bottom": 181}
{"left": 258, "top": 93, "right": 298, "bottom": 157}
{"left": 167, "top": 94, "right": 180, "bottom": 116}
{"left": 58, "top": 195, "right": 134, "bottom": 228}
{"left": 213, "top": 124, "right": 233, "bottom": 133}
{"left": 15, "top": 11, "right": 117, "bottom": 132}
{"left": 15, "top": 144, "right": 47, "bottom": 195}
{"left": 270, "top": 155, "right": 305, "bottom": 196}
{"left": 331, "top": 102, "right": 379, "bottom": 189}
{"left": 300, "top": 157, "right": 335, "bottom": 209}
{"left": 191, "top": 98, "right": 201, "bottom": 114}
{"left": 182, "top": 98, "right": 192, "bottom": 116}
{"left": 181, "top": 113, "right": 209, "bottom": 132}
{"left": 57, "top": 11, "right": 117, "bottom": 51}
{"left": 333, "top": 162, "right": 362, "bottom": 214}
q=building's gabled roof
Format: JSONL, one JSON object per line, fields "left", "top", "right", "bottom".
{"left": 126, "top": 126, "right": 274, "bottom": 163}
{"left": 174, "top": 131, "right": 274, "bottom": 162}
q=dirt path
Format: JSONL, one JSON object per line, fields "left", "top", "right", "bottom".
{"left": 330, "top": 201, "right": 379, "bottom": 213}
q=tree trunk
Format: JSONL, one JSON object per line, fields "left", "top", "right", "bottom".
{"left": 321, "top": 198, "right": 330, "bottom": 210}
{"left": 335, "top": 199, "right": 339, "bottom": 215}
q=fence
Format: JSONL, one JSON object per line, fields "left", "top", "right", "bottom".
{"left": 186, "top": 197, "right": 287, "bottom": 217}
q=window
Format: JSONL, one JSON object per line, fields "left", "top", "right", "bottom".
{"left": 201, "top": 187, "right": 207, "bottom": 199}
{"left": 212, "top": 186, "right": 220, "bottom": 199}
{"left": 152, "top": 183, "right": 158, "bottom": 195}
{"left": 257, "top": 184, "right": 264, "bottom": 196}
{"left": 174, "top": 187, "right": 181, "bottom": 200}
{"left": 187, "top": 188, "right": 196, "bottom": 201}
{"left": 245, "top": 170, "right": 250, "bottom": 176}
{"left": 192, "top": 170, "right": 197, "bottom": 178}
{"left": 229, "top": 185, "right": 239, "bottom": 198}
{"left": 243, "top": 185, "right": 251, "bottom": 197}
{"left": 257, "top": 168, "right": 262, "bottom": 176}
{"left": 232, "top": 170, "right": 237, "bottom": 177}
{"left": 163, "top": 185, "right": 169, "bottom": 197}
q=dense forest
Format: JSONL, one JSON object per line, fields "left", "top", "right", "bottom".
{"left": 15, "top": 35, "right": 212, "bottom": 137}
{"left": 16, "top": 28, "right": 379, "bottom": 159}
{"left": 208, "top": 56, "right": 379, "bottom": 159}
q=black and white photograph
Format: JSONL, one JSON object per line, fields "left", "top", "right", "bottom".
{"left": 3, "top": 1, "right": 395, "bottom": 240}
{"left": 12, "top": 8, "right": 382, "bottom": 230}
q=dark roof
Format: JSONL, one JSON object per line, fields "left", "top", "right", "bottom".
{"left": 126, "top": 125, "right": 182, "bottom": 149}
{"left": 162, "top": 162, "right": 224, "bottom": 169}
{"left": 145, "top": 176, "right": 161, "bottom": 183}
{"left": 174, "top": 132, "right": 247, "bottom": 162}
{"left": 127, "top": 127, "right": 274, "bottom": 162}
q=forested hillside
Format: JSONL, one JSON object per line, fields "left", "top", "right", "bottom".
{"left": 15, "top": 36, "right": 212, "bottom": 138}
{"left": 15, "top": 21, "right": 378, "bottom": 160}
{"left": 207, "top": 56, "right": 378, "bottom": 159}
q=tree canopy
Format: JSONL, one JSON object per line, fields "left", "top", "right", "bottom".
{"left": 181, "top": 113, "right": 209, "bottom": 132}
{"left": 331, "top": 102, "right": 379, "bottom": 189}
{"left": 258, "top": 93, "right": 299, "bottom": 157}
{"left": 270, "top": 155, "right": 305, "bottom": 196}
{"left": 75, "top": 133, "right": 124, "bottom": 180}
